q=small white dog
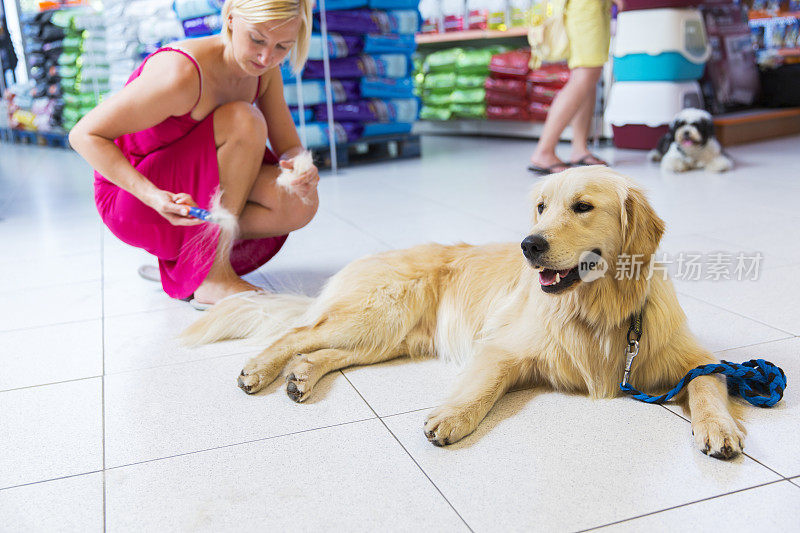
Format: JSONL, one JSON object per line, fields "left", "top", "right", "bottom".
{"left": 649, "top": 108, "right": 733, "bottom": 173}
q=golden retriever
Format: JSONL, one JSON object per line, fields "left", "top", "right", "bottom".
{"left": 182, "top": 165, "right": 744, "bottom": 459}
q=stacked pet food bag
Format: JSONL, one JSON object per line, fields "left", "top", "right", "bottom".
{"left": 485, "top": 48, "right": 567, "bottom": 122}
{"left": 604, "top": 2, "right": 712, "bottom": 149}
{"left": 417, "top": 46, "right": 569, "bottom": 123}
{"left": 418, "top": 46, "right": 506, "bottom": 120}
{"left": 108, "top": 0, "right": 184, "bottom": 92}
{"left": 56, "top": 9, "right": 109, "bottom": 131}
{"left": 298, "top": 0, "right": 421, "bottom": 147}
{"left": 171, "top": 0, "right": 421, "bottom": 148}
{"left": 6, "top": 9, "right": 66, "bottom": 132}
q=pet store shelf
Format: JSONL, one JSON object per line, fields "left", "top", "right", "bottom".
{"left": 415, "top": 26, "right": 528, "bottom": 45}
{"left": 713, "top": 107, "right": 800, "bottom": 146}
{"left": 414, "top": 119, "right": 574, "bottom": 140}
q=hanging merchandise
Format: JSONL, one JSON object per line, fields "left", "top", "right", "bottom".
{"left": 487, "top": 0, "right": 508, "bottom": 30}
{"left": 441, "top": 0, "right": 465, "bottom": 32}
{"left": 466, "top": 0, "right": 489, "bottom": 30}
{"left": 419, "top": 0, "right": 442, "bottom": 33}
{"left": 508, "top": 0, "right": 530, "bottom": 28}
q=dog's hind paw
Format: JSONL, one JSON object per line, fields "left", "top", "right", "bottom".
{"left": 692, "top": 416, "right": 744, "bottom": 460}
{"left": 424, "top": 405, "right": 478, "bottom": 446}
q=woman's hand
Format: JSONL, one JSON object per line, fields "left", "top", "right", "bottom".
{"left": 279, "top": 152, "right": 320, "bottom": 202}
{"left": 145, "top": 189, "right": 204, "bottom": 226}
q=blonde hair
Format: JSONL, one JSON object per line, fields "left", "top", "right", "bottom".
{"left": 221, "top": 0, "right": 312, "bottom": 73}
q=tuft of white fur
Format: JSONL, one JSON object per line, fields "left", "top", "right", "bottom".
{"left": 206, "top": 189, "right": 239, "bottom": 238}
{"left": 180, "top": 292, "right": 314, "bottom": 347}
{"left": 647, "top": 149, "right": 663, "bottom": 163}
{"left": 179, "top": 188, "right": 239, "bottom": 273}
{"left": 673, "top": 107, "right": 712, "bottom": 124}
{"left": 276, "top": 150, "right": 314, "bottom": 204}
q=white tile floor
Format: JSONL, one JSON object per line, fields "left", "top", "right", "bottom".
{"left": 1, "top": 135, "right": 800, "bottom": 532}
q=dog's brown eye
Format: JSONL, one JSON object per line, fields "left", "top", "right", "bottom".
{"left": 537, "top": 203, "right": 545, "bottom": 214}
{"left": 574, "top": 202, "right": 594, "bottom": 213}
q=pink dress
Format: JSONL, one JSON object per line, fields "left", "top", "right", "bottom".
{"left": 94, "top": 47, "right": 287, "bottom": 300}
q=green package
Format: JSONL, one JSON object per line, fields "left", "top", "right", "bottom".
{"left": 423, "top": 72, "right": 456, "bottom": 91}
{"left": 450, "top": 103, "right": 486, "bottom": 118}
{"left": 456, "top": 75, "right": 486, "bottom": 89}
{"left": 419, "top": 105, "right": 452, "bottom": 121}
{"left": 422, "top": 92, "right": 451, "bottom": 106}
{"left": 423, "top": 48, "right": 464, "bottom": 73}
{"left": 450, "top": 88, "right": 486, "bottom": 104}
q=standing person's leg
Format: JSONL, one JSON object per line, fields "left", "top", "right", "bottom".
{"left": 529, "top": 67, "right": 602, "bottom": 172}
{"left": 567, "top": 66, "right": 607, "bottom": 165}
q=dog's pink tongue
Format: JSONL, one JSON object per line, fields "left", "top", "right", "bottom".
{"left": 539, "top": 270, "right": 557, "bottom": 286}
{"left": 681, "top": 139, "right": 694, "bottom": 147}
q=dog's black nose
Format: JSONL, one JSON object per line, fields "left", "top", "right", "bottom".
{"left": 521, "top": 235, "right": 549, "bottom": 260}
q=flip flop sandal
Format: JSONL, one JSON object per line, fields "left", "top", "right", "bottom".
{"left": 137, "top": 264, "right": 160, "bottom": 282}
{"left": 571, "top": 155, "right": 608, "bottom": 167}
{"left": 188, "top": 289, "right": 266, "bottom": 311}
{"left": 527, "top": 162, "right": 572, "bottom": 175}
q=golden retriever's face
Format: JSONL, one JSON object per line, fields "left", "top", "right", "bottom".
{"left": 522, "top": 166, "right": 663, "bottom": 295}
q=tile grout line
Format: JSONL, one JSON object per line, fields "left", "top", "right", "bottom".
{"left": 101, "top": 416, "right": 379, "bottom": 472}
{"left": 101, "top": 233, "right": 107, "bottom": 533}
{"left": 0, "top": 470, "right": 106, "bottom": 493}
{"left": 0, "top": 375, "right": 103, "bottom": 394}
{"left": 0, "top": 417, "right": 380, "bottom": 493}
{"left": 339, "top": 372, "right": 475, "bottom": 533}
{"left": 576, "top": 478, "right": 788, "bottom": 532}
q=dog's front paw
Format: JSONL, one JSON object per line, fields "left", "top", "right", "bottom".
{"left": 424, "top": 405, "right": 478, "bottom": 447}
{"left": 237, "top": 357, "right": 282, "bottom": 394}
{"left": 692, "top": 415, "right": 745, "bottom": 460}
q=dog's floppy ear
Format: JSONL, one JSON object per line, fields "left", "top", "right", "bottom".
{"left": 621, "top": 183, "right": 665, "bottom": 260}
{"left": 529, "top": 179, "right": 546, "bottom": 224}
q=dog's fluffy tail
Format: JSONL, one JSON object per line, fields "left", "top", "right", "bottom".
{"left": 180, "top": 292, "right": 313, "bottom": 347}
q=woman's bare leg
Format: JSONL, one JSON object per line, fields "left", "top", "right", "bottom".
{"left": 237, "top": 164, "right": 319, "bottom": 239}
{"left": 530, "top": 66, "right": 602, "bottom": 170}
{"left": 193, "top": 102, "right": 269, "bottom": 304}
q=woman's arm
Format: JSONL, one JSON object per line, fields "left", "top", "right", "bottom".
{"left": 256, "top": 67, "right": 319, "bottom": 200}
{"left": 256, "top": 67, "right": 302, "bottom": 157}
{"left": 69, "top": 52, "right": 203, "bottom": 225}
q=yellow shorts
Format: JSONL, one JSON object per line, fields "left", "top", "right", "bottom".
{"left": 564, "top": 0, "right": 611, "bottom": 69}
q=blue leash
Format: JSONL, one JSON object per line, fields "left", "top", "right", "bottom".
{"left": 618, "top": 307, "right": 787, "bottom": 408}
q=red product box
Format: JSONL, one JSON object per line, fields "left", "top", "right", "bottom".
{"left": 484, "top": 77, "right": 527, "bottom": 96}
{"left": 486, "top": 89, "right": 528, "bottom": 107}
{"left": 526, "top": 63, "right": 570, "bottom": 87}
{"left": 489, "top": 49, "right": 532, "bottom": 80}
{"left": 527, "top": 101, "right": 551, "bottom": 122}
{"left": 528, "top": 84, "right": 560, "bottom": 104}
{"left": 487, "top": 105, "right": 530, "bottom": 121}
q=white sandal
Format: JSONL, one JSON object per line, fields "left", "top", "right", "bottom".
{"left": 137, "top": 265, "right": 160, "bottom": 282}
